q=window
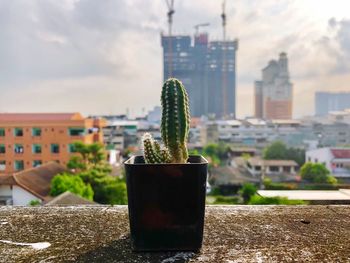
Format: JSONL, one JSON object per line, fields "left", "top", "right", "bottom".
{"left": 32, "top": 128, "right": 41, "bottom": 136}
{"left": 308, "top": 157, "right": 311, "bottom": 162}
{"left": 0, "top": 128, "right": 5, "bottom": 137}
{"left": 51, "top": 144, "right": 60, "bottom": 153}
{"left": 255, "top": 166, "right": 261, "bottom": 171}
{"left": 68, "top": 144, "right": 77, "bottom": 153}
{"left": 269, "top": 166, "right": 279, "bottom": 172}
{"left": 14, "top": 144, "right": 24, "bottom": 154}
{"left": 315, "top": 158, "right": 318, "bottom": 163}
{"left": 33, "top": 160, "right": 42, "bottom": 167}
{"left": 0, "top": 144, "right": 5, "bottom": 154}
{"left": 0, "top": 161, "right": 6, "bottom": 171}
{"left": 32, "top": 144, "right": 42, "bottom": 154}
{"left": 14, "top": 160, "right": 24, "bottom": 171}
{"left": 14, "top": 128, "right": 23, "bottom": 137}
{"left": 283, "top": 166, "right": 291, "bottom": 173}
{"left": 68, "top": 127, "right": 85, "bottom": 136}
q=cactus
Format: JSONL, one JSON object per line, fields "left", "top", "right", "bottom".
{"left": 142, "top": 78, "right": 190, "bottom": 164}
{"left": 142, "top": 133, "right": 171, "bottom": 164}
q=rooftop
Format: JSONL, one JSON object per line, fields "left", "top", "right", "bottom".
{"left": 12, "top": 162, "right": 66, "bottom": 201}
{"left": 258, "top": 189, "right": 350, "bottom": 201}
{"left": 0, "top": 113, "right": 84, "bottom": 122}
{"left": 331, "top": 149, "right": 350, "bottom": 159}
{"left": 0, "top": 206, "right": 349, "bottom": 262}
{"left": 45, "top": 191, "right": 96, "bottom": 206}
{"left": 248, "top": 158, "right": 298, "bottom": 167}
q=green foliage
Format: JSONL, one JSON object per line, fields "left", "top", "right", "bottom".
{"left": 249, "top": 195, "right": 306, "bottom": 205}
{"left": 213, "top": 195, "right": 240, "bottom": 205}
{"left": 286, "top": 147, "right": 306, "bottom": 166}
{"left": 326, "top": 175, "right": 338, "bottom": 185}
{"left": 67, "top": 141, "right": 110, "bottom": 172}
{"left": 93, "top": 177, "right": 127, "bottom": 205}
{"left": 201, "top": 142, "right": 230, "bottom": 167}
{"left": 299, "top": 184, "right": 338, "bottom": 190}
{"left": 263, "top": 141, "right": 287, "bottom": 159}
{"left": 143, "top": 78, "right": 190, "bottom": 164}
{"left": 263, "top": 141, "right": 305, "bottom": 166}
{"left": 50, "top": 173, "right": 94, "bottom": 201}
{"left": 239, "top": 183, "right": 257, "bottom": 204}
{"left": 51, "top": 142, "right": 127, "bottom": 205}
{"left": 263, "top": 178, "right": 297, "bottom": 190}
{"left": 28, "top": 200, "right": 41, "bottom": 206}
{"left": 208, "top": 186, "right": 222, "bottom": 196}
{"left": 300, "top": 162, "right": 337, "bottom": 184}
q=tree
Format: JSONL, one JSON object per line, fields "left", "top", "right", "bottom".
{"left": 263, "top": 141, "right": 287, "bottom": 160}
{"left": 263, "top": 141, "right": 305, "bottom": 166}
{"left": 202, "top": 143, "right": 230, "bottom": 167}
{"left": 239, "top": 183, "right": 257, "bottom": 204}
{"left": 50, "top": 173, "right": 94, "bottom": 200}
{"left": 94, "top": 177, "right": 128, "bottom": 205}
{"left": 51, "top": 141, "right": 128, "bottom": 205}
{"left": 300, "top": 162, "right": 337, "bottom": 185}
{"left": 67, "top": 142, "right": 110, "bottom": 173}
{"left": 286, "top": 147, "right": 305, "bottom": 166}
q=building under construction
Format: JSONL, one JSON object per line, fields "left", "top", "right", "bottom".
{"left": 161, "top": 33, "right": 238, "bottom": 118}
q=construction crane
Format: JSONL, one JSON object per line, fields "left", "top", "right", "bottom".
{"left": 165, "top": 0, "right": 175, "bottom": 77}
{"left": 194, "top": 23, "right": 210, "bottom": 36}
{"left": 221, "top": 0, "right": 228, "bottom": 118}
{"left": 221, "top": 0, "right": 227, "bottom": 41}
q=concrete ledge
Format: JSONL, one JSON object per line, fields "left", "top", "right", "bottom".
{"left": 0, "top": 206, "right": 349, "bottom": 262}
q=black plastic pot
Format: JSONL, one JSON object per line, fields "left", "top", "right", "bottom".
{"left": 124, "top": 155, "right": 208, "bottom": 252}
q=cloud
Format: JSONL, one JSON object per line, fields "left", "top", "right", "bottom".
{"left": 0, "top": 0, "right": 349, "bottom": 118}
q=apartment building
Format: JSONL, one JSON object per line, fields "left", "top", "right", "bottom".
{"left": 161, "top": 33, "right": 239, "bottom": 118}
{"left": 0, "top": 113, "right": 105, "bottom": 174}
{"left": 254, "top": 53, "right": 293, "bottom": 119}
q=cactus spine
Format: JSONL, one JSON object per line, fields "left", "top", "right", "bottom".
{"left": 142, "top": 78, "right": 190, "bottom": 164}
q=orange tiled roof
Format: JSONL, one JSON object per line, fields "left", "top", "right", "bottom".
{"left": 0, "top": 113, "right": 83, "bottom": 122}
{"left": 0, "top": 175, "right": 16, "bottom": 185}
{"left": 13, "top": 162, "right": 66, "bottom": 201}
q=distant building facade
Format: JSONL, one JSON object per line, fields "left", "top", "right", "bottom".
{"left": 161, "top": 33, "right": 238, "bottom": 118}
{"left": 254, "top": 53, "right": 293, "bottom": 119}
{"left": 315, "top": 92, "right": 350, "bottom": 116}
{"left": 0, "top": 113, "right": 105, "bottom": 174}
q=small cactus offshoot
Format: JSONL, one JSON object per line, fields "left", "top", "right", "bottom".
{"left": 142, "top": 78, "right": 190, "bottom": 164}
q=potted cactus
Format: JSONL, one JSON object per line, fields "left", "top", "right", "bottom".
{"left": 124, "top": 78, "right": 208, "bottom": 252}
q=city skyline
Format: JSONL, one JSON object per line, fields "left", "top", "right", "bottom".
{"left": 0, "top": 0, "right": 350, "bottom": 118}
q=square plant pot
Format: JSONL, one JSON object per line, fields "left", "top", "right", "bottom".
{"left": 124, "top": 155, "right": 208, "bottom": 252}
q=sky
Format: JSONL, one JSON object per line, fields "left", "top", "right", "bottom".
{"left": 0, "top": 0, "right": 350, "bottom": 118}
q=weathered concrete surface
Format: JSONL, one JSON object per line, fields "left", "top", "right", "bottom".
{"left": 0, "top": 206, "right": 349, "bottom": 262}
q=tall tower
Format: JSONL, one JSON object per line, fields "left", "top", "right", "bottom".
{"left": 254, "top": 52, "right": 293, "bottom": 119}
{"left": 206, "top": 40, "right": 238, "bottom": 118}
{"left": 160, "top": 2, "right": 238, "bottom": 118}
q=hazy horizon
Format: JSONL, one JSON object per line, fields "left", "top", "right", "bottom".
{"left": 1, "top": 0, "right": 350, "bottom": 119}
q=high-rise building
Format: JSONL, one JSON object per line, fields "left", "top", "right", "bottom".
{"left": 0, "top": 113, "right": 105, "bottom": 174}
{"left": 254, "top": 53, "right": 293, "bottom": 119}
{"left": 315, "top": 92, "right": 350, "bottom": 116}
{"left": 161, "top": 33, "right": 238, "bottom": 118}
